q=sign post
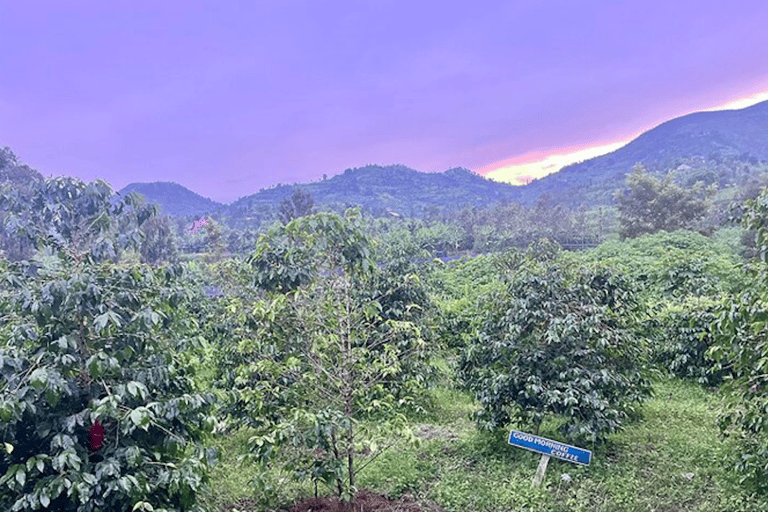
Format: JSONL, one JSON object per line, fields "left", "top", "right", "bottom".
{"left": 532, "top": 453, "right": 550, "bottom": 487}
{"left": 507, "top": 430, "right": 591, "bottom": 488}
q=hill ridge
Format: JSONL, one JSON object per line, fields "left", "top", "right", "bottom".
{"left": 119, "top": 181, "right": 224, "bottom": 218}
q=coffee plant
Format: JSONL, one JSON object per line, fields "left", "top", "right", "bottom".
{"left": 0, "top": 176, "right": 217, "bottom": 511}
{"left": 458, "top": 251, "right": 653, "bottom": 445}
{"left": 707, "top": 187, "right": 768, "bottom": 493}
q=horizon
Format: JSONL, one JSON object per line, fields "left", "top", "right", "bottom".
{"left": 483, "top": 91, "right": 768, "bottom": 185}
{"left": 2, "top": 1, "right": 767, "bottom": 203}
{"left": 42, "top": 95, "right": 768, "bottom": 205}
{"left": 14, "top": 94, "right": 768, "bottom": 205}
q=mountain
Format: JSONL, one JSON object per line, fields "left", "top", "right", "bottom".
{"left": 225, "top": 165, "right": 524, "bottom": 221}
{"left": 10, "top": 99, "right": 768, "bottom": 224}
{"left": 522, "top": 99, "right": 768, "bottom": 207}
{"left": 227, "top": 100, "right": 768, "bottom": 221}
{"left": 119, "top": 182, "right": 224, "bottom": 218}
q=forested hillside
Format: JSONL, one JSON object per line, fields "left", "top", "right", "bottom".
{"left": 112, "top": 101, "right": 768, "bottom": 227}
{"left": 523, "top": 99, "right": 768, "bottom": 208}
{"left": 226, "top": 165, "right": 523, "bottom": 218}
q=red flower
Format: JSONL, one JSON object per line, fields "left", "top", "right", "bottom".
{"left": 89, "top": 420, "right": 105, "bottom": 451}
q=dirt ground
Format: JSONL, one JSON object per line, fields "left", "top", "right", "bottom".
{"left": 275, "top": 488, "right": 446, "bottom": 512}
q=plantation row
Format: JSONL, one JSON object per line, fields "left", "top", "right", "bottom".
{"left": 1, "top": 177, "right": 768, "bottom": 511}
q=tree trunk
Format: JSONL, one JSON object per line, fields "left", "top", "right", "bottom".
{"left": 331, "top": 427, "right": 343, "bottom": 497}
{"left": 343, "top": 277, "right": 356, "bottom": 508}
{"left": 347, "top": 417, "right": 355, "bottom": 490}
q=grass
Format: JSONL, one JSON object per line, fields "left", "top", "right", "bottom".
{"left": 199, "top": 376, "right": 768, "bottom": 512}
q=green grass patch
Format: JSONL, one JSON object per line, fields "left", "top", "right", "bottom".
{"left": 197, "top": 426, "right": 314, "bottom": 512}
{"left": 200, "top": 377, "right": 768, "bottom": 511}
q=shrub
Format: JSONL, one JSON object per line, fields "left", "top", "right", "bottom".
{"left": 707, "top": 187, "right": 768, "bottom": 494}
{"left": 652, "top": 298, "right": 728, "bottom": 385}
{"left": 0, "top": 261, "right": 216, "bottom": 512}
{"left": 458, "top": 253, "right": 653, "bottom": 445}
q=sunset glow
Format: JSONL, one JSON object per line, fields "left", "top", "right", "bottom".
{"left": 481, "top": 87, "right": 768, "bottom": 187}
{"left": 480, "top": 140, "right": 630, "bottom": 185}
{"left": 704, "top": 90, "right": 768, "bottom": 111}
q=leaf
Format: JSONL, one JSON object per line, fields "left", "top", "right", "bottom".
{"left": 0, "top": 403, "right": 12, "bottom": 423}
{"left": 29, "top": 368, "right": 48, "bottom": 390}
{"left": 94, "top": 313, "right": 110, "bottom": 332}
{"left": 46, "top": 389, "right": 61, "bottom": 407}
{"left": 55, "top": 336, "right": 69, "bottom": 350}
{"left": 3, "top": 443, "right": 13, "bottom": 454}
{"left": 15, "top": 466, "right": 25, "bottom": 487}
{"left": 129, "top": 407, "right": 152, "bottom": 431}
{"left": 127, "top": 381, "right": 148, "bottom": 400}
{"left": 125, "top": 446, "right": 142, "bottom": 467}
{"left": 93, "top": 311, "right": 122, "bottom": 332}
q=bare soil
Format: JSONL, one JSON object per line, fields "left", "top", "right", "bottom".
{"left": 274, "top": 488, "right": 446, "bottom": 512}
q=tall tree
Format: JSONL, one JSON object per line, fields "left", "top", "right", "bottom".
{"left": 615, "top": 164, "right": 714, "bottom": 239}
{"left": 139, "top": 214, "right": 178, "bottom": 264}
{"left": 0, "top": 149, "right": 45, "bottom": 260}
{"left": 277, "top": 188, "right": 315, "bottom": 225}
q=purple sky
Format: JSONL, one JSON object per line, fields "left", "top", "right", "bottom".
{"left": 2, "top": 1, "right": 768, "bottom": 203}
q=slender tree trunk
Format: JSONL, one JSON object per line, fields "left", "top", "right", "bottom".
{"left": 347, "top": 407, "right": 355, "bottom": 490}
{"left": 343, "top": 278, "right": 356, "bottom": 508}
{"left": 331, "top": 427, "right": 343, "bottom": 497}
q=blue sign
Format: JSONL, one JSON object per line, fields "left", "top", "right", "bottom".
{"left": 508, "top": 430, "right": 591, "bottom": 465}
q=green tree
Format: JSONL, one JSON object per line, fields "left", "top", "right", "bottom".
{"left": 277, "top": 188, "right": 315, "bottom": 225}
{"left": 0, "top": 148, "right": 44, "bottom": 260}
{"left": 0, "top": 177, "right": 216, "bottom": 510}
{"left": 239, "top": 211, "right": 425, "bottom": 508}
{"left": 0, "top": 176, "right": 156, "bottom": 264}
{"left": 0, "top": 147, "right": 43, "bottom": 192}
{"left": 198, "top": 218, "right": 225, "bottom": 262}
{"left": 139, "top": 215, "right": 178, "bottom": 265}
{"left": 615, "top": 164, "right": 714, "bottom": 239}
